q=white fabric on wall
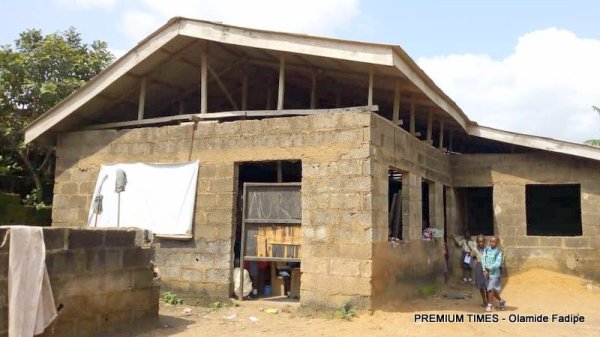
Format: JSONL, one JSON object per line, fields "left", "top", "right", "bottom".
{"left": 3, "top": 226, "right": 57, "bottom": 337}
{"left": 87, "top": 161, "right": 199, "bottom": 236}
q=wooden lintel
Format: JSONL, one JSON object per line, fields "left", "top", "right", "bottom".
{"left": 83, "top": 105, "right": 379, "bottom": 131}
{"left": 277, "top": 53, "right": 285, "bottom": 110}
{"left": 137, "top": 77, "right": 146, "bottom": 120}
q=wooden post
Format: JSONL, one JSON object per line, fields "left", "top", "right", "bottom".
{"left": 335, "top": 90, "right": 342, "bottom": 108}
{"left": 200, "top": 51, "right": 207, "bottom": 114}
{"left": 426, "top": 109, "right": 433, "bottom": 144}
{"left": 277, "top": 53, "right": 285, "bottom": 110}
{"left": 137, "top": 77, "right": 146, "bottom": 120}
{"left": 178, "top": 100, "right": 185, "bottom": 115}
{"left": 392, "top": 80, "right": 400, "bottom": 124}
{"left": 241, "top": 74, "right": 248, "bottom": 110}
{"left": 310, "top": 70, "right": 317, "bottom": 109}
{"left": 367, "top": 68, "right": 374, "bottom": 106}
{"left": 208, "top": 65, "right": 238, "bottom": 110}
{"left": 410, "top": 98, "right": 416, "bottom": 135}
{"left": 448, "top": 130, "right": 454, "bottom": 152}
{"left": 439, "top": 121, "right": 445, "bottom": 149}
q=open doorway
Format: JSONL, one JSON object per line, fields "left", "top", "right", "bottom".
{"left": 388, "top": 168, "right": 405, "bottom": 240}
{"left": 233, "top": 160, "right": 302, "bottom": 302}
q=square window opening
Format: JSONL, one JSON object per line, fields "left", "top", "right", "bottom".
{"left": 526, "top": 184, "right": 582, "bottom": 236}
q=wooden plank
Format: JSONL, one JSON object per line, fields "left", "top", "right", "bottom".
{"left": 200, "top": 51, "right": 207, "bottom": 114}
{"left": 208, "top": 65, "right": 239, "bottom": 110}
{"left": 392, "top": 80, "right": 400, "bottom": 124}
{"left": 367, "top": 68, "right": 374, "bottom": 106}
{"left": 137, "top": 77, "right": 146, "bottom": 120}
{"left": 83, "top": 105, "right": 379, "bottom": 130}
{"left": 277, "top": 53, "right": 285, "bottom": 110}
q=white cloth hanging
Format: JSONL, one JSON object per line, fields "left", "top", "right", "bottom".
{"left": 87, "top": 161, "right": 199, "bottom": 236}
{"left": 3, "top": 226, "right": 57, "bottom": 337}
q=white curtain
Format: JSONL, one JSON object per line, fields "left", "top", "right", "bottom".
{"left": 87, "top": 161, "right": 199, "bottom": 236}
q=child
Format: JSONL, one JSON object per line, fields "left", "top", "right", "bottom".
{"left": 452, "top": 231, "right": 476, "bottom": 282}
{"left": 482, "top": 236, "right": 506, "bottom": 311}
{"left": 473, "top": 235, "right": 487, "bottom": 306}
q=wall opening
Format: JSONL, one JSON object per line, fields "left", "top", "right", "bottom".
{"left": 457, "top": 187, "right": 494, "bottom": 235}
{"left": 233, "top": 160, "right": 302, "bottom": 301}
{"left": 388, "top": 168, "right": 404, "bottom": 240}
{"left": 526, "top": 184, "right": 582, "bottom": 236}
{"left": 421, "top": 180, "right": 431, "bottom": 230}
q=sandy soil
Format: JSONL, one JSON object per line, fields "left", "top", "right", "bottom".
{"left": 107, "top": 269, "right": 600, "bottom": 337}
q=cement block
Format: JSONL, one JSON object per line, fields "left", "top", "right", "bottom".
{"left": 105, "top": 230, "right": 137, "bottom": 247}
{"left": 69, "top": 229, "right": 104, "bottom": 249}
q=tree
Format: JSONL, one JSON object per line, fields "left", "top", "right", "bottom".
{"left": 0, "top": 27, "right": 113, "bottom": 203}
{"left": 585, "top": 106, "right": 600, "bottom": 147}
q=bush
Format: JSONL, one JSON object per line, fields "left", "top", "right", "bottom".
{"left": 335, "top": 302, "right": 356, "bottom": 321}
{"left": 162, "top": 291, "right": 182, "bottom": 305}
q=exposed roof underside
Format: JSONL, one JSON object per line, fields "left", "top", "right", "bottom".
{"left": 23, "top": 17, "right": 600, "bottom": 162}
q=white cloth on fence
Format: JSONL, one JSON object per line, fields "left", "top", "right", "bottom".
{"left": 4, "top": 226, "right": 57, "bottom": 337}
{"left": 87, "top": 161, "right": 199, "bottom": 236}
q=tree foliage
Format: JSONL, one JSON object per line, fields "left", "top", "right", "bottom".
{"left": 0, "top": 27, "right": 113, "bottom": 202}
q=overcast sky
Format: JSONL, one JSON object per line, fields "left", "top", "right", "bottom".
{"left": 1, "top": 0, "right": 599, "bottom": 143}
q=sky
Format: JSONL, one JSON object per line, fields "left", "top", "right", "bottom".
{"left": 1, "top": 0, "right": 599, "bottom": 143}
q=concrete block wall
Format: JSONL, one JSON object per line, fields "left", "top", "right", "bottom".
{"left": 368, "top": 114, "right": 450, "bottom": 306}
{"left": 52, "top": 112, "right": 375, "bottom": 307}
{"left": 451, "top": 152, "right": 600, "bottom": 281}
{"left": 0, "top": 227, "right": 158, "bottom": 337}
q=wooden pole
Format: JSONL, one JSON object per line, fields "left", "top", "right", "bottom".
{"left": 277, "top": 53, "right": 285, "bottom": 110}
{"left": 241, "top": 74, "right": 248, "bottom": 110}
{"left": 137, "top": 77, "right": 146, "bottom": 120}
{"left": 439, "top": 121, "right": 445, "bottom": 149}
{"left": 200, "top": 51, "right": 208, "bottom": 114}
{"left": 208, "top": 65, "right": 238, "bottom": 110}
{"left": 335, "top": 90, "right": 342, "bottom": 108}
{"left": 367, "top": 68, "right": 374, "bottom": 106}
{"left": 178, "top": 100, "right": 185, "bottom": 115}
{"left": 426, "top": 109, "right": 433, "bottom": 144}
{"left": 392, "top": 80, "right": 400, "bottom": 124}
{"left": 410, "top": 98, "right": 416, "bottom": 135}
{"left": 448, "top": 130, "right": 454, "bottom": 152}
{"left": 310, "top": 70, "right": 317, "bottom": 109}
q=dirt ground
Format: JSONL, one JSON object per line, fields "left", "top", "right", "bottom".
{"left": 107, "top": 268, "right": 600, "bottom": 337}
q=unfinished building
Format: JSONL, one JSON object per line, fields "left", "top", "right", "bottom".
{"left": 23, "top": 17, "right": 600, "bottom": 310}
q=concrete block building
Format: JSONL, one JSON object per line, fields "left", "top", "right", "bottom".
{"left": 24, "top": 18, "right": 600, "bottom": 310}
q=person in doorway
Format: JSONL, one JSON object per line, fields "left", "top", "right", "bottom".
{"left": 451, "top": 230, "right": 476, "bottom": 283}
{"left": 233, "top": 259, "right": 253, "bottom": 299}
{"left": 482, "top": 236, "right": 506, "bottom": 312}
{"left": 472, "top": 235, "right": 487, "bottom": 307}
